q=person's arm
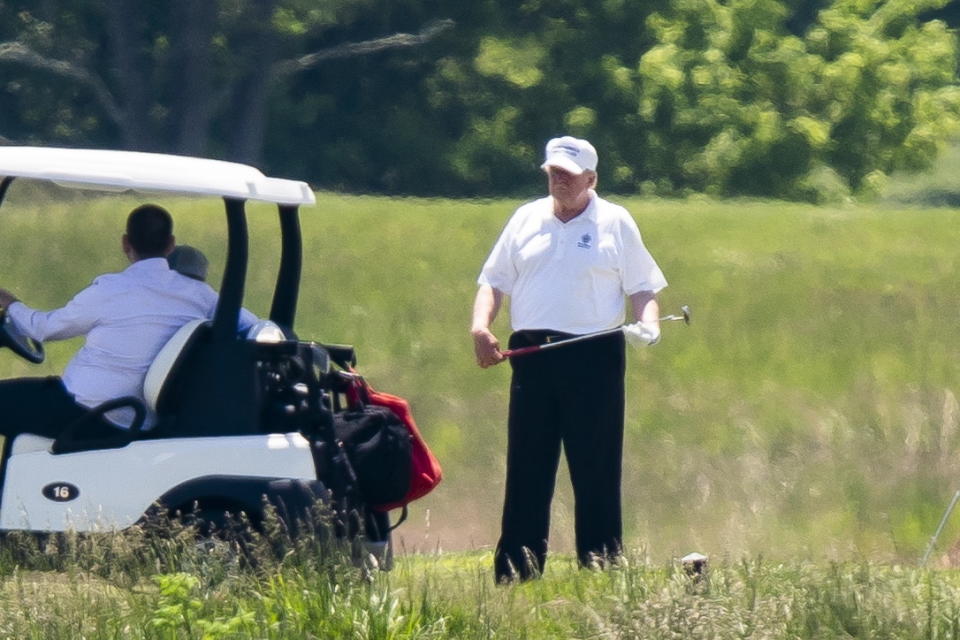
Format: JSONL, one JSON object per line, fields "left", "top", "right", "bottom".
{"left": 471, "top": 284, "right": 505, "bottom": 368}
{"left": 630, "top": 290, "right": 659, "bottom": 325}
{"left": 2, "top": 285, "right": 100, "bottom": 342}
{"left": 0, "top": 288, "right": 18, "bottom": 311}
{"left": 472, "top": 205, "right": 524, "bottom": 368}
{"left": 238, "top": 307, "right": 259, "bottom": 332}
{"left": 619, "top": 207, "right": 666, "bottom": 346}
{"left": 624, "top": 290, "right": 661, "bottom": 346}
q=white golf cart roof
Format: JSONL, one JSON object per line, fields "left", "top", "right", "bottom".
{"left": 0, "top": 146, "right": 315, "bottom": 205}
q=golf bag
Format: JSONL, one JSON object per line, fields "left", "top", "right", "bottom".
{"left": 343, "top": 376, "right": 442, "bottom": 512}
{"left": 325, "top": 360, "right": 441, "bottom": 513}
{"left": 260, "top": 341, "right": 440, "bottom": 533}
{"left": 252, "top": 342, "right": 407, "bottom": 538}
{"left": 331, "top": 401, "right": 412, "bottom": 507}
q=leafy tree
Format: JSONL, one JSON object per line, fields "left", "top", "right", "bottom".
{"left": 0, "top": 0, "right": 451, "bottom": 163}
{"left": 0, "top": 1, "right": 956, "bottom": 201}
{"left": 629, "top": 0, "right": 960, "bottom": 199}
{"left": 313, "top": 0, "right": 958, "bottom": 200}
{"left": 414, "top": 0, "right": 960, "bottom": 200}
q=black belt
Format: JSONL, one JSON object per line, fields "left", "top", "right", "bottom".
{"left": 513, "top": 329, "right": 576, "bottom": 346}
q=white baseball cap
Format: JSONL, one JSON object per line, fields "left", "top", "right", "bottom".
{"left": 541, "top": 136, "right": 598, "bottom": 175}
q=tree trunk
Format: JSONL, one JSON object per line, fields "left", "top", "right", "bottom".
{"left": 172, "top": 0, "right": 217, "bottom": 156}
{"left": 228, "top": 0, "right": 280, "bottom": 165}
{"left": 105, "top": 0, "right": 153, "bottom": 150}
{"left": 228, "top": 15, "right": 455, "bottom": 166}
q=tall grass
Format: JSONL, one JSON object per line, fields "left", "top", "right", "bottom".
{"left": 0, "top": 531, "right": 957, "bottom": 638}
{"left": 3, "top": 186, "right": 960, "bottom": 567}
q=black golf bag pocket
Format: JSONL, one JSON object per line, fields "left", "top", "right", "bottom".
{"left": 333, "top": 405, "right": 412, "bottom": 506}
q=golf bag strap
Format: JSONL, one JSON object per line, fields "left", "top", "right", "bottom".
{"left": 388, "top": 505, "right": 408, "bottom": 532}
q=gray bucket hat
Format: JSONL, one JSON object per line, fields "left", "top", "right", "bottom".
{"left": 167, "top": 244, "right": 209, "bottom": 282}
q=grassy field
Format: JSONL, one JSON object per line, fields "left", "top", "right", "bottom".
{"left": 0, "top": 527, "right": 958, "bottom": 639}
{"left": 0, "top": 530, "right": 958, "bottom": 638}
{"left": 4, "top": 183, "right": 960, "bottom": 635}
{"left": 5, "top": 188, "right": 960, "bottom": 560}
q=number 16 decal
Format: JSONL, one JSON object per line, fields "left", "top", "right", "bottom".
{"left": 42, "top": 483, "right": 79, "bottom": 502}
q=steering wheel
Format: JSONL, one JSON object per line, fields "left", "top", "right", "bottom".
{"left": 0, "top": 310, "right": 44, "bottom": 363}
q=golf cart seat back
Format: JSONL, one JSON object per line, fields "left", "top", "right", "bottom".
{"left": 144, "top": 317, "right": 319, "bottom": 438}
{"left": 143, "top": 318, "right": 210, "bottom": 415}
{"left": 140, "top": 315, "right": 264, "bottom": 437}
{"left": 144, "top": 319, "right": 290, "bottom": 414}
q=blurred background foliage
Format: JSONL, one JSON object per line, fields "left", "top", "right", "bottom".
{"left": 2, "top": 0, "right": 960, "bottom": 201}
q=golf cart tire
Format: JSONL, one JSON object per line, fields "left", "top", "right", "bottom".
{"left": 147, "top": 475, "right": 330, "bottom": 539}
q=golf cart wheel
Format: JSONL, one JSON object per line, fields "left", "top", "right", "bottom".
{"left": 175, "top": 501, "right": 262, "bottom": 541}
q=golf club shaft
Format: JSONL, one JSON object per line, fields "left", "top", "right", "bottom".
{"left": 501, "top": 310, "right": 688, "bottom": 358}
{"left": 502, "top": 327, "right": 624, "bottom": 358}
{"left": 921, "top": 488, "right": 960, "bottom": 566}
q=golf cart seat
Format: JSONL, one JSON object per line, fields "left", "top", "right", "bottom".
{"left": 143, "top": 317, "right": 289, "bottom": 415}
{"left": 9, "top": 319, "right": 206, "bottom": 456}
{"left": 8, "top": 394, "right": 148, "bottom": 456}
{"left": 11, "top": 433, "right": 54, "bottom": 455}
{"left": 143, "top": 318, "right": 210, "bottom": 416}
{"left": 143, "top": 317, "right": 311, "bottom": 438}
{"left": 12, "top": 318, "right": 297, "bottom": 455}
{"left": 50, "top": 396, "right": 147, "bottom": 454}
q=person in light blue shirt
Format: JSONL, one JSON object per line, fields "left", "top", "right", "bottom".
{"left": 0, "top": 204, "right": 255, "bottom": 438}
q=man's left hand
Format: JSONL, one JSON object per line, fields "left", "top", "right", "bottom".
{"left": 623, "top": 321, "right": 660, "bottom": 346}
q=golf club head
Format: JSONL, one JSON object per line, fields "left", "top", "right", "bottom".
{"left": 661, "top": 305, "right": 691, "bottom": 325}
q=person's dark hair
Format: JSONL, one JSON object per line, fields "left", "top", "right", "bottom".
{"left": 126, "top": 204, "right": 173, "bottom": 258}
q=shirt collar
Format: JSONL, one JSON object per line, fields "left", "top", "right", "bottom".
{"left": 546, "top": 190, "right": 598, "bottom": 225}
{"left": 581, "top": 190, "right": 599, "bottom": 223}
{"left": 124, "top": 257, "right": 172, "bottom": 274}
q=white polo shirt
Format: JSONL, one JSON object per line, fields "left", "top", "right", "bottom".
{"left": 7, "top": 258, "right": 257, "bottom": 428}
{"left": 478, "top": 191, "right": 667, "bottom": 334}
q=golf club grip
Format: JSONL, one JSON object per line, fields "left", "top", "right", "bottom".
{"left": 501, "top": 345, "right": 541, "bottom": 358}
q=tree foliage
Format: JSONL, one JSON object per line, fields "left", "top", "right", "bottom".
{"left": 0, "top": 0, "right": 451, "bottom": 163}
{"left": 612, "top": 0, "right": 960, "bottom": 199}
{"left": 0, "top": 0, "right": 957, "bottom": 201}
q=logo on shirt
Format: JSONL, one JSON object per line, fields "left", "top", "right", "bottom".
{"left": 577, "top": 233, "right": 592, "bottom": 249}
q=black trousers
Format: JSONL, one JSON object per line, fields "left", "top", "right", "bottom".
{"left": 0, "top": 377, "right": 116, "bottom": 441}
{"left": 494, "top": 330, "right": 626, "bottom": 581}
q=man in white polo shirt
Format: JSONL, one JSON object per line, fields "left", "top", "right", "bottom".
{"left": 0, "top": 204, "right": 256, "bottom": 439}
{"left": 471, "top": 136, "right": 667, "bottom": 582}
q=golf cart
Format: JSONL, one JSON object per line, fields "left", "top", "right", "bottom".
{"left": 0, "top": 147, "right": 400, "bottom": 562}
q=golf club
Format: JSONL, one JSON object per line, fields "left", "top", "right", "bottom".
{"left": 921, "top": 488, "right": 960, "bottom": 566}
{"left": 501, "top": 305, "right": 690, "bottom": 358}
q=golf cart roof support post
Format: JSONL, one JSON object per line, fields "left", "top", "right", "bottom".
{"left": 270, "top": 204, "right": 302, "bottom": 335}
{"left": 0, "top": 176, "right": 14, "bottom": 208}
{"left": 213, "top": 197, "right": 249, "bottom": 344}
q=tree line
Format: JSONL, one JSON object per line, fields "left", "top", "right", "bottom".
{"left": 1, "top": 0, "right": 958, "bottom": 201}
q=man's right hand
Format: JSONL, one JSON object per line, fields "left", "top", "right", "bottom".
{"left": 472, "top": 327, "right": 504, "bottom": 368}
{"left": 0, "top": 288, "right": 18, "bottom": 311}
